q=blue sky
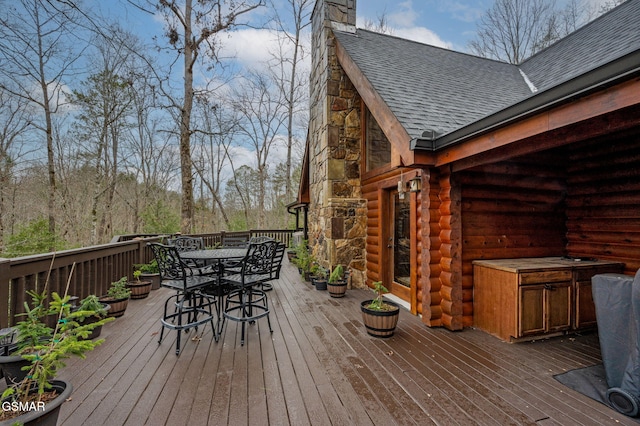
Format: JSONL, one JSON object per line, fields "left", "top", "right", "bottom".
{"left": 356, "top": 0, "right": 489, "bottom": 52}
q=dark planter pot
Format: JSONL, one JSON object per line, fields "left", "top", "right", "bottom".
{"left": 127, "top": 280, "right": 152, "bottom": 299}
{"left": 360, "top": 300, "right": 400, "bottom": 338}
{"left": 140, "top": 273, "right": 161, "bottom": 290}
{"left": 0, "top": 348, "right": 30, "bottom": 385}
{"left": 286, "top": 251, "right": 297, "bottom": 262}
{"left": 99, "top": 296, "right": 129, "bottom": 318}
{"left": 303, "top": 271, "right": 312, "bottom": 282}
{"left": 312, "top": 277, "right": 327, "bottom": 291}
{"left": 73, "top": 303, "right": 110, "bottom": 340}
{"left": 327, "top": 279, "right": 347, "bottom": 298}
{"left": 0, "top": 379, "right": 72, "bottom": 426}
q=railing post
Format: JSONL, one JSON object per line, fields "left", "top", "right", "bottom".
{"left": 0, "top": 258, "right": 10, "bottom": 328}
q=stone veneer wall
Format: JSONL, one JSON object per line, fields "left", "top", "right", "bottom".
{"left": 309, "top": 0, "right": 367, "bottom": 288}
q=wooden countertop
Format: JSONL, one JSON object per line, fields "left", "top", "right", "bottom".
{"left": 472, "top": 257, "right": 624, "bottom": 273}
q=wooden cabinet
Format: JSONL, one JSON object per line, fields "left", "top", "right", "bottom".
{"left": 473, "top": 257, "right": 623, "bottom": 342}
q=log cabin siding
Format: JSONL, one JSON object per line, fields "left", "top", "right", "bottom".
{"left": 423, "top": 170, "right": 443, "bottom": 326}
{"left": 457, "top": 153, "right": 569, "bottom": 328}
{"left": 438, "top": 168, "right": 464, "bottom": 330}
{"left": 566, "top": 133, "right": 640, "bottom": 274}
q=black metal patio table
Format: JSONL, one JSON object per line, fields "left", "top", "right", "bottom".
{"left": 179, "top": 248, "right": 248, "bottom": 337}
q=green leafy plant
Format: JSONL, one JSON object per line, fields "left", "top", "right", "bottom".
{"left": 365, "top": 281, "right": 396, "bottom": 311}
{"left": 310, "top": 263, "right": 328, "bottom": 279}
{"left": 134, "top": 259, "right": 159, "bottom": 274}
{"left": 76, "top": 295, "right": 108, "bottom": 320}
{"left": 106, "top": 277, "right": 131, "bottom": 300}
{"left": 0, "top": 289, "right": 113, "bottom": 422}
{"left": 292, "top": 240, "right": 313, "bottom": 273}
{"left": 328, "top": 265, "right": 345, "bottom": 283}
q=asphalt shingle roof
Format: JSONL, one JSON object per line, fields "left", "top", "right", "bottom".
{"left": 332, "top": 0, "right": 640, "bottom": 144}
{"left": 520, "top": 0, "right": 640, "bottom": 92}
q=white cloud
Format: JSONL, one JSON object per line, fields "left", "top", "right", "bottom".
{"left": 388, "top": 1, "right": 419, "bottom": 28}
{"left": 218, "top": 28, "right": 278, "bottom": 66}
{"left": 394, "top": 27, "right": 452, "bottom": 49}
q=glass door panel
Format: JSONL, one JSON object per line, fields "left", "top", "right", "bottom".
{"left": 392, "top": 191, "right": 411, "bottom": 291}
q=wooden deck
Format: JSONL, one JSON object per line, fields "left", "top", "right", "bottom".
{"left": 54, "top": 259, "right": 637, "bottom": 425}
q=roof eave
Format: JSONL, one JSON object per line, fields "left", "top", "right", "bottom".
{"left": 411, "top": 49, "right": 640, "bottom": 151}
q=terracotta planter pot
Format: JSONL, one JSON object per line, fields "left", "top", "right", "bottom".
{"left": 99, "top": 296, "right": 129, "bottom": 318}
{"left": 360, "top": 300, "right": 400, "bottom": 338}
{"left": 140, "top": 273, "right": 161, "bottom": 290}
{"left": 327, "top": 279, "right": 347, "bottom": 298}
{"left": 127, "top": 280, "right": 152, "bottom": 299}
{"left": 0, "top": 379, "right": 72, "bottom": 426}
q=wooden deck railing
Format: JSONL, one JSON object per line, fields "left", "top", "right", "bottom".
{"left": 1, "top": 229, "right": 295, "bottom": 328}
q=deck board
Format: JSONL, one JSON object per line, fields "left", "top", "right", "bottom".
{"left": 46, "top": 258, "right": 639, "bottom": 426}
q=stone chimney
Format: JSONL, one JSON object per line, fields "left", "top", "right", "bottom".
{"left": 309, "top": 0, "right": 366, "bottom": 287}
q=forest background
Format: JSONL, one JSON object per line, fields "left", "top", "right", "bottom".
{"left": 0, "top": 0, "right": 622, "bottom": 257}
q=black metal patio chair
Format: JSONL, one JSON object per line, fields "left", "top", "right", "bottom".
{"left": 220, "top": 239, "right": 279, "bottom": 345}
{"left": 148, "top": 243, "right": 220, "bottom": 355}
{"left": 261, "top": 242, "right": 285, "bottom": 292}
{"left": 167, "top": 236, "right": 206, "bottom": 267}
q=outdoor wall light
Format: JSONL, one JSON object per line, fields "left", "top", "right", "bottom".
{"left": 409, "top": 176, "right": 422, "bottom": 192}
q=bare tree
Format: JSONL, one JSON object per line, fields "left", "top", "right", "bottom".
{"left": 232, "top": 71, "right": 287, "bottom": 228}
{"left": 0, "top": 92, "right": 31, "bottom": 251}
{"left": 0, "top": 0, "right": 86, "bottom": 248}
{"left": 191, "top": 96, "right": 237, "bottom": 230}
{"left": 468, "top": 0, "right": 558, "bottom": 64}
{"left": 268, "top": 0, "right": 312, "bottom": 205}
{"left": 363, "top": 9, "right": 394, "bottom": 35}
{"left": 70, "top": 29, "right": 139, "bottom": 244}
{"left": 469, "top": 0, "right": 627, "bottom": 64}
{"left": 151, "top": 0, "right": 265, "bottom": 234}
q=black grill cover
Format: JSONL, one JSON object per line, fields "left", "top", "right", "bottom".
{"left": 592, "top": 269, "right": 640, "bottom": 416}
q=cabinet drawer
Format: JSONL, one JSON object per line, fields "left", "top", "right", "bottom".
{"left": 519, "top": 270, "right": 572, "bottom": 284}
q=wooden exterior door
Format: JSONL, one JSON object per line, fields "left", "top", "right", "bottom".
{"left": 386, "top": 189, "right": 411, "bottom": 302}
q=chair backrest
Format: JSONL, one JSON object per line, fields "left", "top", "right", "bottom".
{"left": 248, "top": 236, "right": 275, "bottom": 244}
{"left": 148, "top": 243, "right": 187, "bottom": 281}
{"left": 242, "top": 240, "right": 279, "bottom": 277}
{"left": 222, "top": 233, "right": 250, "bottom": 248}
{"left": 167, "top": 236, "right": 204, "bottom": 252}
{"left": 269, "top": 242, "right": 286, "bottom": 280}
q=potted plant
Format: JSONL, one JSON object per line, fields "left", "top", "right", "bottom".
{"left": 135, "top": 259, "right": 161, "bottom": 290}
{"left": 360, "top": 281, "right": 400, "bottom": 337}
{"left": 327, "top": 264, "right": 348, "bottom": 298}
{"left": 127, "top": 270, "right": 152, "bottom": 299}
{"left": 310, "top": 264, "right": 328, "bottom": 291}
{"left": 0, "top": 289, "right": 112, "bottom": 425}
{"left": 73, "top": 295, "right": 110, "bottom": 340}
{"left": 286, "top": 246, "right": 297, "bottom": 263}
{"left": 292, "top": 241, "right": 313, "bottom": 281}
{"left": 0, "top": 328, "right": 28, "bottom": 387}
{"left": 99, "top": 277, "right": 131, "bottom": 318}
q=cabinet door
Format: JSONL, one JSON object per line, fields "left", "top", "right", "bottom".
{"left": 546, "top": 281, "right": 572, "bottom": 332}
{"left": 575, "top": 280, "right": 597, "bottom": 329}
{"left": 519, "top": 285, "right": 545, "bottom": 336}
{"left": 519, "top": 282, "right": 572, "bottom": 338}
